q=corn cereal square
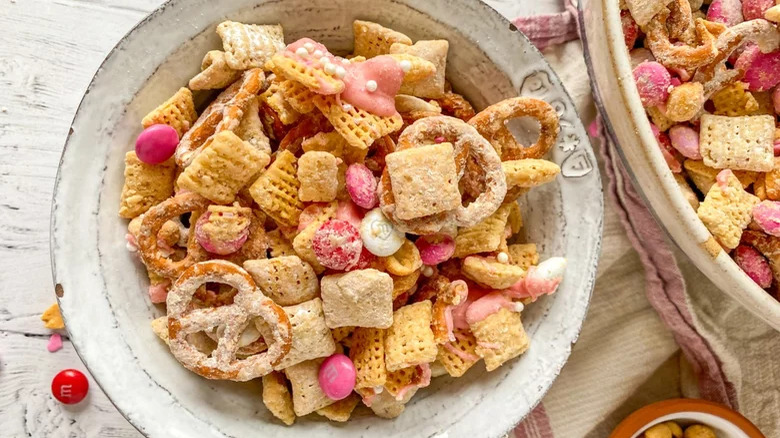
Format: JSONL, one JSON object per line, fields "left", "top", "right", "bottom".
{"left": 502, "top": 159, "right": 561, "bottom": 188}
{"left": 454, "top": 203, "right": 512, "bottom": 258}
{"left": 119, "top": 152, "right": 176, "bottom": 218}
{"left": 217, "top": 21, "right": 285, "bottom": 70}
{"left": 302, "top": 131, "right": 368, "bottom": 164}
{"left": 297, "top": 151, "right": 340, "bottom": 202}
{"left": 384, "top": 301, "right": 437, "bottom": 372}
{"left": 141, "top": 87, "right": 198, "bottom": 137}
{"left": 697, "top": 169, "right": 760, "bottom": 250}
{"left": 316, "top": 393, "right": 360, "bottom": 422}
{"left": 349, "top": 327, "right": 387, "bottom": 389}
{"left": 385, "top": 143, "right": 461, "bottom": 220}
{"left": 436, "top": 329, "right": 480, "bottom": 377}
{"left": 763, "top": 157, "right": 780, "bottom": 201}
{"left": 284, "top": 358, "right": 336, "bottom": 416}
{"left": 507, "top": 243, "right": 539, "bottom": 270}
{"left": 699, "top": 114, "right": 774, "bottom": 172}
{"left": 352, "top": 20, "right": 412, "bottom": 58}
{"left": 390, "top": 40, "right": 449, "bottom": 99}
{"left": 712, "top": 82, "right": 760, "bottom": 117}
{"left": 274, "top": 298, "right": 336, "bottom": 369}
{"left": 313, "top": 95, "right": 402, "bottom": 150}
{"left": 683, "top": 159, "right": 757, "bottom": 194}
{"left": 248, "top": 150, "right": 305, "bottom": 227}
{"left": 262, "top": 371, "right": 296, "bottom": 426}
{"left": 470, "top": 308, "right": 530, "bottom": 371}
{"left": 462, "top": 255, "right": 525, "bottom": 289}
{"left": 177, "top": 131, "right": 270, "bottom": 204}
{"left": 507, "top": 201, "right": 523, "bottom": 234}
{"left": 244, "top": 256, "right": 319, "bottom": 306}
{"left": 267, "top": 229, "right": 297, "bottom": 258}
{"left": 321, "top": 269, "right": 393, "bottom": 329}
{"left": 260, "top": 80, "right": 302, "bottom": 125}
{"left": 276, "top": 78, "right": 317, "bottom": 114}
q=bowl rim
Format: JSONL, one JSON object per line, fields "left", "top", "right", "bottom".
{"left": 609, "top": 398, "right": 766, "bottom": 438}
{"left": 50, "top": 0, "right": 603, "bottom": 436}
{"left": 577, "top": 0, "right": 780, "bottom": 331}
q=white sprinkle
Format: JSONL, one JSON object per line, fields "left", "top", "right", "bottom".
{"left": 342, "top": 103, "right": 353, "bottom": 112}
{"left": 303, "top": 42, "right": 314, "bottom": 52}
{"left": 324, "top": 63, "right": 337, "bottom": 75}
{"left": 497, "top": 251, "right": 509, "bottom": 263}
{"left": 295, "top": 47, "right": 309, "bottom": 58}
{"left": 319, "top": 56, "right": 330, "bottom": 64}
{"left": 422, "top": 266, "right": 434, "bottom": 277}
{"left": 313, "top": 49, "right": 323, "bottom": 58}
{"left": 126, "top": 242, "right": 138, "bottom": 252}
{"left": 335, "top": 66, "right": 347, "bottom": 78}
{"left": 512, "top": 302, "right": 525, "bottom": 313}
{"left": 365, "top": 80, "right": 378, "bottom": 92}
{"left": 400, "top": 60, "right": 412, "bottom": 72}
{"left": 341, "top": 58, "right": 351, "bottom": 65}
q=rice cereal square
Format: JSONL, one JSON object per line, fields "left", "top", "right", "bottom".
{"left": 352, "top": 20, "right": 412, "bottom": 58}
{"left": 384, "top": 301, "right": 438, "bottom": 372}
{"left": 284, "top": 358, "right": 336, "bottom": 416}
{"left": 274, "top": 298, "right": 336, "bottom": 369}
{"left": 119, "top": 151, "right": 176, "bottom": 219}
{"left": 699, "top": 114, "right": 774, "bottom": 172}
{"left": 320, "top": 269, "right": 393, "bottom": 329}
{"left": 697, "top": 169, "right": 760, "bottom": 250}
{"left": 297, "top": 151, "right": 340, "bottom": 202}
{"left": 469, "top": 307, "right": 530, "bottom": 372}
{"left": 385, "top": 142, "right": 461, "bottom": 220}
{"left": 243, "top": 256, "right": 320, "bottom": 306}
{"left": 262, "top": 371, "right": 296, "bottom": 425}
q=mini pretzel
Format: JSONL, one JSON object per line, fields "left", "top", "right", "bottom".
{"left": 645, "top": 10, "right": 718, "bottom": 70}
{"left": 167, "top": 260, "right": 292, "bottom": 381}
{"left": 138, "top": 192, "right": 210, "bottom": 279}
{"left": 667, "top": 0, "right": 696, "bottom": 45}
{"left": 176, "top": 69, "right": 265, "bottom": 167}
{"left": 379, "top": 116, "right": 506, "bottom": 232}
{"left": 468, "top": 97, "right": 560, "bottom": 161}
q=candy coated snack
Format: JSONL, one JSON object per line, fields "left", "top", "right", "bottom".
{"left": 117, "top": 20, "right": 568, "bottom": 424}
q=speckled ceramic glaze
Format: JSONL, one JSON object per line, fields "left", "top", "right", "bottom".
{"left": 51, "top": 1, "right": 603, "bottom": 436}
{"left": 579, "top": 0, "right": 780, "bottom": 331}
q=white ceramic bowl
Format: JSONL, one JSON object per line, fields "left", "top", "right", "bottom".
{"left": 579, "top": 0, "right": 780, "bottom": 331}
{"left": 51, "top": 1, "right": 603, "bottom": 436}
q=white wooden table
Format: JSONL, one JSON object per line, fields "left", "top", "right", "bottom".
{"left": 0, "top": 1, "right": 567, "bottom": 436}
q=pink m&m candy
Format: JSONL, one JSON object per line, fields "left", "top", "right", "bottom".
{"left": 752, "top": 200, "right": 780, "bottom": 237}
{"left": 735, "top": 45, "right": 780, "bottom": 92}
{"left": 632, "top": 62, "right": 671, "bottom": 107}
{"left": 318, "top": 353, "right": 356, "bottom": 400}
{"left": 707, "top": 0, "right": 744, "bottom": 26}
{"left": 345, "top": 163, "right": 378, "bottom": 209}
{"left": 733, "top": 245, "right": 773, "bottom": 288}
{"left": 668, "top": 125, "right": 701, "bottom": 160}
{"left": 313, "top": 219, "right": 363, "bottom": 270}
{"left": 415, "top": 234, "right": 455, "bottom": 265}
{"left": 135, "top": 124, "right": 179, "bottom": 164}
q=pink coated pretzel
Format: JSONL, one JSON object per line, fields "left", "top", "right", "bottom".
{"left": 166, "top": 260, "right": 292, "bottom": 381}
{"left": 138, "top": 192, "right": 210, "bottom": 279}
{"left": 468, "top": 97, "right": 560, "bottom": 161}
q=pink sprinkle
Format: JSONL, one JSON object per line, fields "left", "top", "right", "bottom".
{"left": 733, "top": 245, "right": 773, "bottom": 288}
{"left": 47, "top": 333, "right": 63, "bottom": 353}
{"left": 752, "top": 200, "right": 780, "bottom": 236}
{"left": 434, "top": 136, "right": 446, "bottom": 144}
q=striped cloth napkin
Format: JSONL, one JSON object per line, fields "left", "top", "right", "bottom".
{"left": 499, "top": 1, "right": 780, "bottom": 436}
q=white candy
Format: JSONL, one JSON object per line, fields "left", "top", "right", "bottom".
{"left": 365, "top": 80, "right": 378, "bottom": 92}
{"left": 324, "top": 63, "right": 337, "bottom": 75}
{"left": 360, "top": 208, "right": 405, "bottom": 256}
{"left": 342, "top": 103, "right": 353, "bottom": 112}
{"left": 400, "top": 60, "right": 412, "bottom": 72}
{"left": 215, "top": 321, "right": 262, "bottom": 348}
{"left": 313, "top": 49, "right": 323, "bottom": 58}
{"left": 295, "top": 47, "right": 309, "bottom": 58}
{"left": 496, "top": 252, "right": 509, "bottom": 263}
{"left": 303, "top": 42, "right": 314, "bottom": 52}
{"left": 534, "top": 257, "right": 566, "bottom": 281}
{"left": 422, "top": 266, "right": 434, "bottom": 277}
{"left": 335, "top": 65, "right": 347, "bottom": 79}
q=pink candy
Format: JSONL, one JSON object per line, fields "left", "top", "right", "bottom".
{"left": 742, "top": 0, "right": 774, "bottom": 20}
{"left": 318, "top": 353, "right": 356, "bottom": 400}
{"left": 345, "top": 164, "right": 378, "bottom": 209}
{"left": 336, "top": 199, "right": 364, "bottom": 229}
{"left": 621, "top": 10, "right": 639, "bottom": 50}
{"left": 135, "top": 124, "right": 178, "bottom": 164}
{"left": 148, "top": 281, "right": 170, "bottom": 304}
{"left": 312, "top": 219, "right": 363, "bottom": 270}
{"left": 633, "top": 62, "right": 672, "bottom": 107}
{"left": 47, "top": 333, "right": 63, "bottom": 353}
{"left": 733, "top": 245, "right": 773, "bottom": 289}
{"left": 415, "top": 234, "right": 455, "bottom": 265}
{"left": 298, "top": 203, "right": 330, "bottom": 232}
{"left": 752, "top": 200, "right": 780, "bottom": 237}
{"left": 194, "top": 212, "right": 250, "bottom": 255}
{"left": 652, "top": 124, "right": 682, "bottom": 173}
{"left": 735, "top": 45, "right": 780, "bottom": 92}
{"left": 707, "top": 0, "right": 745, "bottom": 26}
{"left": 668, "top": 125, "right": 702, "bottom": 160}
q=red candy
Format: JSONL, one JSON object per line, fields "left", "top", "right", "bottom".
{"left": 135, "top": 124, "right": 179, "bottom": 164}
{"left": 621, "top": 10, "right": 640, "bottom": 50}
{"left": 632, "top": 62, "right": 672, "bottom": 107}
{"left": 349, "top": 247, "right": 377, "bottom": 271}
{"left": 707, "top": 0, "right": 745, "bottom": 26}
{"left": 734, "top": 245, "right": 773, "bottom": 288}
{"left": 52, "top": 369, "right": 89, "bottom": 405}
{"left": 336, "top": 199, "right": 364, "bottom": 229}
{"left": 735, "top": 45, "right": 780, "bottom": 92}
{"left": 742, "top": 0, "right": 773, "bottom": 20}
{"left": 415, "top": 234, "right": 456, "bottom": 265}
{"left": 313, "top": 219, "right": 363, "bottom": 270}
{"left": 345, "top": 164, "right": 378, "bottom": 209}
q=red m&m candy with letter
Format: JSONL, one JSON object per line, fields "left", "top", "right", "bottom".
{"left": 52, "top": 369, "right": 89, "bottom": 404}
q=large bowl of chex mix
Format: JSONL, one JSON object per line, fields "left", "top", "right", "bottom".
{"left": 51, "top": 0, "right": 603, "bottom": 436}
{"left": 581, "top": 0, "right": 780, "bottom": 330}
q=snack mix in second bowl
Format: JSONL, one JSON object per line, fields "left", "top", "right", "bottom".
{"left": 119, "top": 20, "right": 568, "bottom": 424}
{"left": 622, "top": 0, "right": 780, "bottom": 300}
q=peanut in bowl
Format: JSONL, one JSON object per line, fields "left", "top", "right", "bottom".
{"left": 51, "top": 0, "right": 602, "bottom": 436}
